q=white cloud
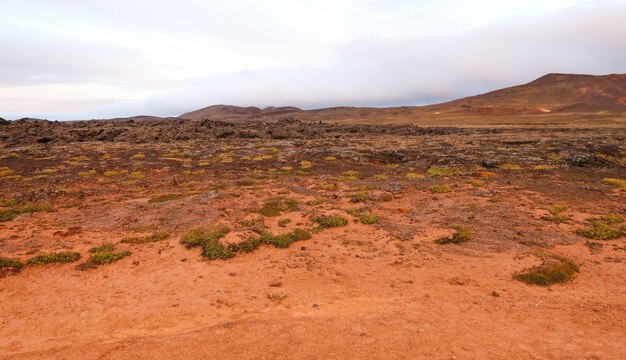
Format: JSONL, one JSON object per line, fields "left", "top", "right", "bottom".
{"left": 0, "top": 0, "right": 623, "bottom": 119}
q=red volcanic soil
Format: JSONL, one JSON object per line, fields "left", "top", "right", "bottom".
{"left": 0, "top": 125, "right": 625, "bottom": 359}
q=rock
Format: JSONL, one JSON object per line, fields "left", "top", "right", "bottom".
{"left": 482, "top": 159, "right": 500, "bottom": 168}
{"left": 269, "top": 278, "right": 283, "bottom": 287}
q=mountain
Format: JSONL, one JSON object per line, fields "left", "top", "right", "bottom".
{"left": 426, "top": 73, "right": 626, "bottom": 115}
{"left": 178, "top": 73, "right": 626, "bottom": 122}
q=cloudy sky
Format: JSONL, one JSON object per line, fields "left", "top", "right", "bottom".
{"left": 2, "top": 0, "right": 625, "bottom": 120}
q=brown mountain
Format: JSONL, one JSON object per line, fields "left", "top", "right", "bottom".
{"left": 426, "top": 73, "right": 626, "bottom": 115}
{"left": 178, "top": 73, "right": 626, "bottom": 123}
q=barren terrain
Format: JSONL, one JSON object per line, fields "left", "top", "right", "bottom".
{"left": 1, "top": 116, "right": 625, "bottom": 359}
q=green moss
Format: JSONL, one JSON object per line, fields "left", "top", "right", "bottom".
{"left": 89, "top": 251, "right": 131, "bottom": 265}
{"left": 28, "top": 252, "right": 81, "bottom": 265}
{"left": 0, "top": 256, "right": 24, "bottom": 270}
{"left": 600, "top": 213, "right": 623, "bottom": 225}
{"left": 149, "top": 194, "right": 185, "bottom": 203}
{"left": 312, "top": 215, "right": 348, "bottom": 231}
{"left": 427, "top": 166, "right": 465, "bottom": 176}
{"left": 305, "top": 198, "right": 325, "bottom": 206}
{"left": 513, "top": 255, "right": 579, "bottom": 286}
{"left": 89, "top": 243, "right": 116, "bottom": 253}
{"left": 228, "top": 237, "right": 261, "bottom": 253}
{"left": 575, "top": 222, "right": 623, "bottom": 240}
{"left": 257, "top": 197, "right": 299, "bottom": 217}
{"left": 121, "top": 232, "right": 169, "bottom": 244}
{"left": 436, "top": 225, "right": 470, "bottom": 245}
{"left": 258, "top": 228, "right": 312, "bottom": 248}
{"left": 180, "top": 225, "right": 232, "bottom": 260}
{"left": 0, "top": 209, "right": 15, "bottom": 222}
{"left": 430, "top": 185, "right": 452, "bottom": 194}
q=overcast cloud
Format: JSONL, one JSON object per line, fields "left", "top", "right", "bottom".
{"left": 1, "top": 0, "right": 625, "bottom": 120}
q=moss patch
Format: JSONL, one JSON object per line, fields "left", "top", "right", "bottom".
{"left": 180, "top": 225, "right": 232, "bottom": 260}
{"left": 257, "top": 197, "right": 299, "bottom": 217}
{"left": 121, "top": 232, "right": 169, "bottom": 244}
{"left": 513, "top": 255, "right": 579, "bottom": 286}
{"left": 28, "top": 252, "right": 81, "bottom": 265}
{"left": 436, "top": 225, "right": 470, "bottom": 245}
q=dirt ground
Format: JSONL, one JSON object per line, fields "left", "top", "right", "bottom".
{"left": 1, "top": 124, "right": 625, "bottom": 359}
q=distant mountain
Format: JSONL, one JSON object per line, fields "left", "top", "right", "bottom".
{"left": 177, "top": 73, "right": 626, "bottom": 123}
{"left": 180, "top": 105, "right": 301, "bottom": 121}
{"left": 426, "top": 73, "right": 626, "bottom": 115}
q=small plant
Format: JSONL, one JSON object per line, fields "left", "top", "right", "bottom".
{"left": 258, "top": 228, "right": 312, "bottom": 248}
{"left": 17, "top": 203, "right": 56, "bottom": 214}
{"left": 227, "top": 237, "right": 261, "bottom": 253}
{"left": 121, "top": 232, "right": 169, "bottom": 244}
{"left": 0, "top": 256, "right": 24, "bottom": 271}
{"left": 312, "top": 215, "right": 348, "bottom": 232}
{"left": 0, "top": 209, "right": 15, "bottom": 222}
{"left": 427, "top": 166, "right": 464, "bottom": 176}
{"left": 300, "top": 161, "right": 313, "bottom": 169}
{"left": 513, "top": 255, "right": 579, "bottom": 286}
{"left": 277, "top": 218, "right": 292, "bottom": 227}
{"left": 149, "top": 194, "right": 185, "bottom": 203}
{"left": 430, "top": 185, "right": 452, "bottom": 194}
{"left": 89, "top": 243, "right": 116, "bottom": 253}
{"left": 28, "top": 252, "right": 81, "bottom": 265}
{"left": 465, "top": 179, "right": 484, "bottom": 187}
{"left": 305, "top": 198, "right": 325, "bottom": 206}
{"left": 603, "top": 178, "right": 626, "bottom": 190}
{"left": 541, "top": 205, "right": 570, "bottom": 223}
{"left": 498, "top": 164, "right": 522, "bottom": 170}
{"left": 349, "top": 193, "right": 367, "bottom": 203}
{"left": 89, "top": 250, "right": 132, "bottom": 265}
{"left": 600, "top": 213, "right": 623, "bottom": 225}
{"left": 405, "top": 173, "right": 425, "bottom": 180}
{"left": 359, "top": 213, "right": 381, "bottom": 225}
{"left": 315, "top": 181, "right": 337, "bottom": 191}
{"left": 257, "top": 197, "right": 299, "bottom": 217}
{"left": 180, "top": 225, "right": 232, "bottom": 260}
{"left": 324, "top": 156, "right": 337, "bottom": 161}
{"left": 132, "top": 153, "right": 146, "bottom": 159}
{"left": 575, "top": 221, "right": 623, "bottom": 240}
{"left": 78, "top": 170, "right": 97, "bottom": 177}
{"left": 436, "top": 225, "right": 470, "bottom": 245}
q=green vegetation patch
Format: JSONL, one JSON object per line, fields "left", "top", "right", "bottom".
{"left": 436, "top": 225, "right": 470, "bottom": 245}
{"left": 28, "top": 251, "right": 81, "bottom": 265}
{"left": 346, "top": 209, "right": 381, "bottom": 225}
{"left": 430, "top": 185, "right": 452, "bottom": 194}
{"left": 513, "top": 255, "right": 579, "bottom": 286}
{"left": 121, "top": 232, "right": 169, "bottom": 244}
{"left": 257, "top": 228, "right": 312, "bottom": 248}
{"left": 89, "top": 250, "right": 132, "bottom": 265}
{"left": 89, "top": 243, "right": 116, "bottom": 253}
{"left": 0, "top": 209, "right": 15, "bottom": 222}
{"left": 180, "top": 225, "right": 232, "bottom": 260}
{"left": 312, "top": 214, "right": 348, "bottom": 232}
{"left": 575, "top": 221, "right": 623, "bottom": 240}
{"left": 427, "top": 166, "right": 465, "bottom": 176}
{"left": 228, "top": 237, "right": 261, "bottom": 253}
{"left": 541, "top": 204, "right": 570, "bottom": 223}
{"left": 603, "top": 178, "right": 626, "bottom": 190}
{"left": 0, "top": 256, "right": 24, "bottom": 270}
{"left": 256, "top": 197, "right": 299, "bottom": 217}
{"left": 149, "top": 193, "right": 185, "bottom": 203}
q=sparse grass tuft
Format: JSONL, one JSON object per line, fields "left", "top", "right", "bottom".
{"left": 312, "top": 215, "right": 348, "bottom": 231}
{"left": 430, "top": 185, "right": 452, "bottom": 194}
{"left": 349, "top": 192, "right": 367, "bottom": 203}
{"left": 121, "top": 232, "right": 169, "bottom": 244}
{"left": 0, "top": 256, "right": 24, "bottom": 270}
{"left": 405, "top": 172, "right": 425, "bottom": 180}
{"left": 436, "top": 225, "right": 470, "bottom": 245}
{"left": 258, "top": 228, "right": 312, "bottom": 248}
{"left": 180, "top": 225, "right": 232, "bottom": 260}
{"left": 306, "top": 198, "right": 325, "bottom": 206}
{"left": 575, "top": 221, "right": 623, "bottom": 240}
{"left": 89, "top": 250, "right": 131, "bottom": 265}
{"left": 28, "top": 252, "right": 81, "bottom": 265}
{"left": 465, "top": 179, "right": 484, "bottom": 187}
{"left": 600, "top": 213, "right": 623, "bottom": 225}
{"left": 149, "top": 194, "right": 185, "bottom": 203}
{"left": 89, "top": 243, "right": 116, "bottom": 253}
{"left": 427, "top": 166, "right": 464, "bottom": 176}
{"left": 0, "top": 209, "right": 15, "bottom": 222}
{"left": 228, "top": 237, "right": 261, "bottom": 253}
{"left": 602, "top": 178, "right": 626, "bottom": 190}
{"left": 541, "top": 205, "right": 570, "bottom": 223}
{"left": 498, "top": 164, "right": 522, "bottom": 170}
{"left": 257, "top": 197, "right": 299, "bottom": 217}
{"left": 513, "top": 255, "right": 579, "bottom": 286}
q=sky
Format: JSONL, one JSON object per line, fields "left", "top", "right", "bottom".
{"left": 1, "top": 0, "right": 625, "bottom": 120}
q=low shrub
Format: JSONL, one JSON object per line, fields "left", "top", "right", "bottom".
{"left": 436, "top": 225, "right": 470, "bottom": 245}
{"left": 28, "top": 252, "right": 81, "bottom": 265}
{"left": 513, "top": 255, "right": 579, "bottom": 286}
